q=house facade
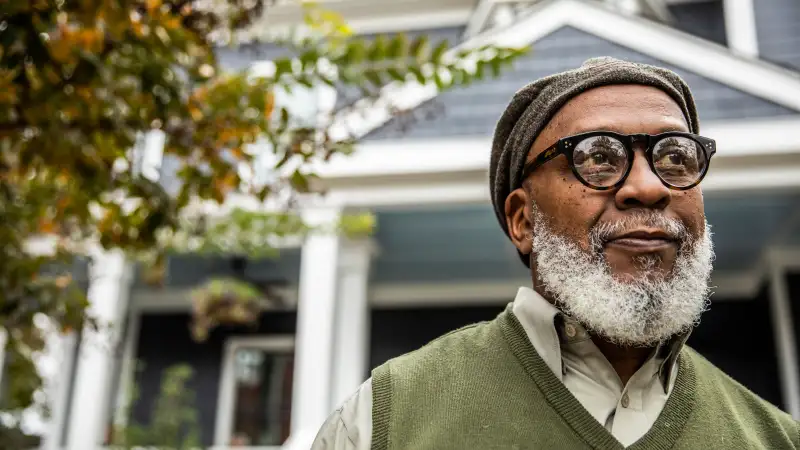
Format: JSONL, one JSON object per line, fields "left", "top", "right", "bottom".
{"left": 33, "top": 0, "right": 800, "bottom": 449}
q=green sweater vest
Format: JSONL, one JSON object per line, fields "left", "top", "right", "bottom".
{"left": 371, "top": 306, "right": 799, "bottom": 449}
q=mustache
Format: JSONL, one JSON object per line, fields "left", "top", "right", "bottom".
{"left": 589, "top": 210, "right": 690, "bottom": 251}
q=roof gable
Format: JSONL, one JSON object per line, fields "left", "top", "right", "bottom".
{"left": 330, "top": 0, "right": 800, "bottom": 142}
{"left": 366, "top": 26, "right": 797, "bottom": 140}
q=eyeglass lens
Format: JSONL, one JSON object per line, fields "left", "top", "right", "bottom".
{"left": 571, "top": 135, "right": 707, "bottom": 188}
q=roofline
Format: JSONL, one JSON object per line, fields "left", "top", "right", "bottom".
{"left": 330, "top": 0, "right": 800, "bottom": 141}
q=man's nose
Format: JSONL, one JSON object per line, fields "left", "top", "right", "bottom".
{"left": 614, "top": 150, "right": 671, "bottom": 210}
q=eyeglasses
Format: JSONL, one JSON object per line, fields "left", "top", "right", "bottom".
{"left": 521, "top": 131, "right": 716, "bottom": 190}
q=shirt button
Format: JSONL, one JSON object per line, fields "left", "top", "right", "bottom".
{"left": 565, "top": 324, "right": 577, "bottom": 338}
{"left": 621, "top": 393, "right": 630, "bottom": 408}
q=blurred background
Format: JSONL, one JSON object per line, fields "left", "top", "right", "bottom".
{"left": 1, "top": 0, "right": 799, "bottom": 449}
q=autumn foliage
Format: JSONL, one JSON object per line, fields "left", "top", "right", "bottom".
{"left": 0, "top": 0, "right": 525, "bottom": 432}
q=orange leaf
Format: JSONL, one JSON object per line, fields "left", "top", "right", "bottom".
{"left": 264, "top": 91, "right": 275, "bottom": 117}
{"left": 38, "top": 218, "right": 58, "bottom": 234}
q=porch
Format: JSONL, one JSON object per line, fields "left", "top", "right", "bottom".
{"left": 42, "top": 184, "right": 800, "bottom": 449}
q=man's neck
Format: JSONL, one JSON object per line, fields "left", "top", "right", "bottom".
{"left": 532, "top": 281, "right": 657, "bottom": 385}
{"left": 590, "top": 336, "right": 655, "bottom": 386}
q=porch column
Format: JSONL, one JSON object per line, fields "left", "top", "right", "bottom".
{"left": 331, "top": 239, "right": 376, "bottom": 409}
{"left": 768, "top": 259, "right": 800, "bottom": 418}
{"left": 65, "top": 248, "right": 133, "bottom": 449}
{"left": 39, "top": 332, "right": 79, "bottom": 450}
{"left": 284, "top": 206, "right": 343, "bottom": 449}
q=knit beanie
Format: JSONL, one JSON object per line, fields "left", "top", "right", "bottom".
{"left": 489, "top": 57, "right": 700, "bottom": 266}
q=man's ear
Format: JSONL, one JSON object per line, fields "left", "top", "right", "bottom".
{"left": 504, "top": 187, "right": 533, "bottom": 255}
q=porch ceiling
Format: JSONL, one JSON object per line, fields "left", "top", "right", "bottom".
{"left": 370, "top": 191, "right": 800, "bottom": 284}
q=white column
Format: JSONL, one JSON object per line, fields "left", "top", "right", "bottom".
{"left": 40, "top": 332, "right": 78, "bottom": 450}
{"left": 112, "top": 306, "right": 141, "bottom": 429}
{"left": 724, "top": 0, "right": 759, "bottom": 58}
{"left": 0, "top": 328, "right": 6, "bottom": 390}
{"left": 331, "top": 239, "right": 376, "bottom": 409}
{"left": 283, "top": 206, "right": 342, "bottom": 450}
{"left": 65, "top": 248, "right": 134, "bottom": 449}
{"left": 768, "top": 260, "right": 800, "bottom": 418}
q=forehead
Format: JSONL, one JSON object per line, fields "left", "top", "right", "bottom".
{"left": 545, "top": 84, "right": 690, "bottom": 137}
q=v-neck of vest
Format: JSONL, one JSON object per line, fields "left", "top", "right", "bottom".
{"left": 499, "top": 306, "right": 697, "bottom": 450}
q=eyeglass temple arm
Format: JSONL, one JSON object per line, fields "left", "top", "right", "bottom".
{"left": 521, "top": 143, "right": 562, "bottom": 179}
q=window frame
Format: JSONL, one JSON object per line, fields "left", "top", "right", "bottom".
{"left": 213, "top": 335, "right": 295, "bottom": 448}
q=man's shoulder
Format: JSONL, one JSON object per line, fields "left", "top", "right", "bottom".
{"left": 377, "top": 313, "right": 508, "bottom": 375}
{"left": 683, "top": 346, "right": 798, "bottom": 431}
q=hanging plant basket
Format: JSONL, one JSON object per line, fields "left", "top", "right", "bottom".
{"left": 189, "top": 277, "right": 265, "bottom": 342}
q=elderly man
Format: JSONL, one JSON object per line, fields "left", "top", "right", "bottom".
{"left": 312, "top": 57, "right": 799, "bottom": 449}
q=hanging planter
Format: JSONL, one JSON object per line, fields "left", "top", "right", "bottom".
{"left": 189, "top": 277, "right": 265, "bottom": 342}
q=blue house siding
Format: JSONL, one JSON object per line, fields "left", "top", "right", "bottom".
{"left": 755, "top": 0, "right": 800, "bottom": 71}
{"left": 366, "top": 26, "right": 797, "bottom": 140}
{"left": 667, "top": 0, "right": 726, "bottom": 46}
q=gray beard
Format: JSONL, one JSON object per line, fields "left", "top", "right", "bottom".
{"left": 530, "top": 203, "right": 714, "bottom": 347}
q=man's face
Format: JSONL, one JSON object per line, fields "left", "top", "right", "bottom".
{"left": 505, "top": 84, "right": 713, "bottom": 346}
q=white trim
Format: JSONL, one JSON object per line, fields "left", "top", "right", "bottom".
{"left": 130, "top": 286, "right": 298, "bottom": 313}
{"left": 370, "top": 270, "right": 763, "bottom": 307}
{"left": 330, "top": 0, "right": 800, "bottom": 141}
{"left": 240, "top": 0, "right": 473, "bottom": 38}
{"left": 321, "top": 116, "right": 800, "bottom": 182}
{"left": 325, "top": 160, "right": 800, "bottom": 207}
{"left": 464, "top": 0, "right": 496, "bottom": 38}
{"left": 213, "top": 335, "right": 295, "bottom": 447}
{"left": 338, "top": 8, "right": 472, "bottom": 35}
{"left": 766, "top": 247, "right": 800, "bottom": 271}
{"left": 663, "top": 0, "right": 715, "bottom": 4}
{"left": 768, "top": 257, "right": 800, "bottom": 418}
{"left": 723, "top": 0, "right": 759, "bottom": 58}
{"left": 130, "top": 265, "right": 765, "bottom": 313}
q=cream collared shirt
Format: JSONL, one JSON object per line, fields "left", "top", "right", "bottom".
{"left": 311, "top": 287, "right": 685, "bottom": 449}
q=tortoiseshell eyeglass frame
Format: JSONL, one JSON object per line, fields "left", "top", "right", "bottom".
{"left": 521, "top": 130, "right": 717, "bottom": 191}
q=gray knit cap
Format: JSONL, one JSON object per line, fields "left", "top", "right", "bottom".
{"left": 489, "top": 57, "right": 700, "bottom": 265}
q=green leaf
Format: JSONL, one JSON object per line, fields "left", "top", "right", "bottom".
{"left": 364, "top": 69, "right": 383, "bottom": 86}
{"left": 490, "top": 58, "right": 502, "bottom": 77}
{"left": 475, "top": 60, "right": 486, "bottom": 80}
{"left": 387, "top": 67, "right": 405, "bottom": 82}
{"left": 431, "top": 40, "right": 449, "bottom": 63}
{"left": 410, "top": 35, "right": 429, "bottom": 60}
{"left": 296, "top": 76, "right": 313, "bottom": 88}
{"left": 408, "top": 66, "right": 426, "bottom": 84}
{"left": 343, "top": 39, "right": 366, "bottom": 64}
{"left": 387, "top": 33, "right": 407, "bottom": 59}
{"left": 299, "top": 48, "right": 320, "bottom": 70}
{"left": 433, "top": 71, "right": 445, "bottom": 90}
{"left": 290, "top": 170, "right": 310, "bottom": 193}
{"left": 274, "top": 58, "right": 293, "bottom": 78}
{"left": 368, "top": 35, "right": 387, "bottom": 61}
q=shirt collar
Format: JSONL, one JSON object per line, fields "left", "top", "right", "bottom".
{"left": 511, "top": 286, "right": 689, "bottom": 392}
{"left": 511, "top": 287, "right": 564, "bottom": 380}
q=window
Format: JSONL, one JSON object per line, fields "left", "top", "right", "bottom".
{"left": 214, "top": 336, "right": 294, "bottom": 447}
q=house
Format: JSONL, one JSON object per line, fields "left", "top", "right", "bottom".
{"left": 36, "top": 0, "right": 800, "bottom": 448}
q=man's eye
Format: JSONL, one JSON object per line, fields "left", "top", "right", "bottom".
{"left": 658, "top": 152, "right": 684, "bottom": 166}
